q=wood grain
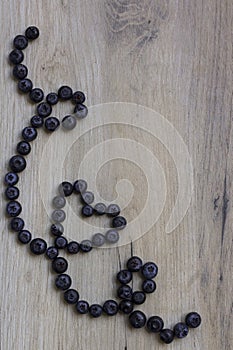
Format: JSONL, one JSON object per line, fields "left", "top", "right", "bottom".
{"left": 0, "top": 1, "right": 232, "bottom": 349}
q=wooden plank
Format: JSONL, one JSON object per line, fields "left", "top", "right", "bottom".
{"left": 0, "top": 0, "right": 232, "bottom": 349}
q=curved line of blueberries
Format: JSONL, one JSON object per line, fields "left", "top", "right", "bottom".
{"left": 4, "top": 27, "right": 201, "bottom": 345}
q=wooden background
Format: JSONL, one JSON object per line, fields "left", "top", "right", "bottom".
{"left": 0, "top": 1, "right": 232, "bottom": 349}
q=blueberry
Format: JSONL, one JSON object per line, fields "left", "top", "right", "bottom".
{"left": 18, "top": 79, "right": 33, "bottom": 93}
{"left": 76, "top": 300, "right": 89, "bottom": 314}
{"left": 82, "top": 205, "right": 94, "bottom": 217}
{"left": 13, "top": 64, "right": 28, "bottom": 79}
{"left": 129, "top": 310, "right": 146, "bottom": 328}
{"left": 6, "top": 201, "right": 22, "bottom": 217}
{"left": 44, "top": 117, "right": 60, "bottom": 132}
{"left": 132, "top": 291, "right": 146, "bottom": 305}
{"left": 117, "top": 285, "right": 132, "bottom": 300}
{"left": 36, "top": 102, "right": 52, "bottom": 118}
{"left": 10, "top": 217, "right": 24, "bottom": 232}
{"left": 22, "top": 127, "right": 37, "bottom": 142}
{"left": 50, "top": 223, "right": 64, "bottom": 236}
{"left": 18, "top": 230, "right": 31, "bottom": 244}
{"left": 160, "top": 329, "right": 174, "bottom": 344}
{"left": 54, "top": 236, "right": 68, "bottom": 249}
{"left": 4, "top": 172, "right": 19, "bottom": 186}
{"left": 9, "top": 49, "right": 24, "bottom": 64}
{"left": 147, "top": 316, "right": 164, "bottom": 333}
{"left": 117, "top": 270, "right": 132, "bottom": 284}
{"left": 9, "top": 155, "right": 26, "bottom": 173}
{"left": 55, "top": 274, "right": 72, "bottom": 290}
{"left": 58, "top": 181, "right": 73, "bottom": 197}
{"left": 103, "top": 300, "right": 118, "bottom": 316}
{"left": 80, "top": 240, "right": 92, "bottom": 253}
{"left": 5, "top": 186, "right": 19, "bottom": 200}
{"left": 17, "top": 141, "right": 31, "bottom": 155}
{"left": 89, "top": 304, "right": 102, "bottom": 318}
{"left": 46, "top": 92, "right": 59, "bottom": 105}
{"left": 29, "top": 88, "right": 44, "bottom": 103}
{"left": 46, "top": 246, "right": 59, "bottom": 260}
{"left": 72, "top": 91, "right": 85, "bottom": 104}
{"left": 66, "top": 241, "right": 80, "bottom": 254}
{"left": 112, "top": 216, "right": 127, "bottom": 229}
{"left": 25, "top": 26, "right": 39, "bottom": 40}
{"left": 52, "top": 257, "right": 68, "bottom": 273}
{"left": 30, "top": 115, "right": 44, "bottom": 128}
{"left": 30, "top": 238, "right": 47, "bottom": 255}
{"left": 173, "top": 322, "right": 189, "bottom": 338}
{"left": 13, "top": 35, "right": 28, "bottom": 50}
{"left": 185, "top": 312, "right": 201, "bottom": 328}
{"left": 142, "top": 279, "right": 156, "bottom": 294}
{"left": 64, "top": 289, "right": 79, "bottom": 304}
{"left": 127, "top": 256, "right": 143, "bottom": 272}
{"left": 119, "top": 300, "right": 134, "bottom": 314}
{"left": 58, "top": 86, "right": 73, "bottom": 100}
{"left": 141, "top": 262, "right": 158, "bottom": 279}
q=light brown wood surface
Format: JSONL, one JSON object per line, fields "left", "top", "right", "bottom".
{"left": 0, "top": 1, "right": 232, "bottom": 349}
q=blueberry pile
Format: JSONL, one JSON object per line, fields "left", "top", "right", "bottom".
{"left": 5, "top": 26, "right": 202, "bottom": 345}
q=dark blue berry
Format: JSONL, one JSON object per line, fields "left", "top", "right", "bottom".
{"left": 173, "top": 322, "right": 189, "bottom": 338}
{"left": 119, "top": 300, "right": 134, "bottom": 314}
{"left": 129, "top": 310, "right": 146, "bottom": 328}
{"left": 89, "top": 304, "right": 102, "bottom": 318}
{"left": 141, "top": 262, "right": 158, "bottom": 279}
{"left": 64, "top": 289, "right": 79, "bottom": 304}
{"left": 147, "top": 316, "right": 164, "bottom": 333}
{"left": 6, "top": 201, "right": 22, "bottom": 217}
{"left": 112, "top": 216, "right": 127, "bottom": 229}
{"left": 9, "top": 49, "right": 24, "bottom": 64}
{"left": 132, "top": 291, "right": 146, "bottom": 305}
{"left": 9, "top": 155, "right": 26, "bottom": 173}
{"left": 103, "top": 300, "right": 118, "bottom": 316}
{"left": 81, "top": 205, "right": 93, "bottom": 217}
{"left": 44, "top": 117, "right": 60, "bottom": 132}
{"left": 185, "top": 312, "right": 201, "bottom": 328}
{"left": 50, "top": 223, "right": 64, "bottom": 236}
{"left": 30, "top": 238, "right": 47, "bottom": 255}
{"left": 22, "top": 127, "right": 37, "bottom": 142}
{"left": 55, "top": 236, "right": 68, "bottom": 249}
{"left": 36, "top": 102, "right": 52, "bottom": 118}
{"left": 76, "top": 300, "right": 89, "bottom": 314}
{"left": 80, "top": 240, "right": 92, "bottom": 253}
{"left": 55, "top": 274, "right": 72, "bottom": 290}
{"left": 160, "top": 329, "right": 174, "bottom": 344}
{"left": 67, "top": 241, "right": 80, "bottom": 254}
{"left": 25, "top": 26, "right": 39, "bottom": 40}
{"left": 117, "top": 270, "right": 132, "bottom": 284}
{"left": 58, "top": 86, "right": 73, "bottom": 100}
{"left": 13, "top": 35, "right": 28, "bottom": 50}
{"left": 58, "top": 181, "right": 73, "bottom": 196}
{"left": 142, "top": 279, "right": 156, "bottom": 294}
{"left": 17, "top": 141, "right": 31, "bottom": 155}
{"left": 46, "top": 92, "right": 59, "bottom": 105}
{"left": 18, "top": 230, "right": 31, "bottom": 244}
{"left": 52, "top": 257, "right": 68, "bottom": 273}
{"left": 72, "top": 91, "right": 85, "bottom": 104}
{"left": 30, "top": 115, "right": 44, "bottom": 128}
{"left": 29, "top": 88, "right": 44, "bottom": 103}
{"left": 10, "top": 217, "right": 24, "bottom": 232}
{"left": 46, "top": 246, "right": 59, "bottom": 259}
{"left": 127, "top": 256, "right": 143, "bottom": 272}
{"left": 5, "top": 172, "right": 19, "bottom": 186}
{"left": 5, "top": 186, "right": 19, "bottom": 200}
{"left": 13, "top": 64, "right": 28, "bottom": 79}
{"left": 18, "top": 79, "right": 33, "bottom": 93}
{"left": 117, "top": 285, "right": 132, "bottom": 300}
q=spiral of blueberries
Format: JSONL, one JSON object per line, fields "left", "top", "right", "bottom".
{"left": 4, "top": 26, "right": 202, "bottom": 346}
